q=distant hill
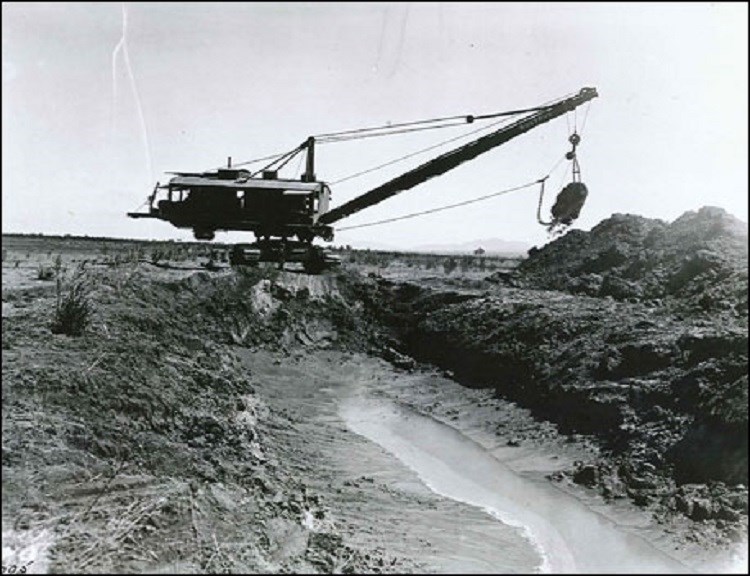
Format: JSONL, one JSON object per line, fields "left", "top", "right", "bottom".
{"left": 412, "top": 238, "right": 531, "bottom": 256}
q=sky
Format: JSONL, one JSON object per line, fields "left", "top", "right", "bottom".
{"left": 3, "top": 2, "right": 748, "bottom": 249}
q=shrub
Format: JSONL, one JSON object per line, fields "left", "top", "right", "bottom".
{"left": 37, "top": 265, "right": 55, "bottom": 281}
{"left": 51, "top": 277, "right": 92, "bottom": 336}
{"left": 443, "top": 257, "right": 458, "bottom": 275}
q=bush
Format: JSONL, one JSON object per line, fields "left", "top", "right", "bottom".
{"left": 443, "top": 257, "right": 458, "bottom": 275}
{"left": 51, "top": 277, "right": 92, "bottom": 336}
{"left": 37, "top": 265, "right": 55, "bottom": 281}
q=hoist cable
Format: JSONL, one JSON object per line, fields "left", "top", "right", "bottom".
{"left": 579, "top": 101, "right": 592, "bottom": 135}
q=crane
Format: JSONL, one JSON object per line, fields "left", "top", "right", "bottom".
{"left": 128, "top": 87, "right": 598, "bottom": 272}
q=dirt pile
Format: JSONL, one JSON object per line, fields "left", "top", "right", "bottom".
{"left": 513, "top": 206, "right": 748, "bottom": 315}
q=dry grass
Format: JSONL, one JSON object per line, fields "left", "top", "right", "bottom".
{"left": 51, "top": 274, "right": 93, "bottom": 336}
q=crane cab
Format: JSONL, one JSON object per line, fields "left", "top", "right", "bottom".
{"left": 130, "top": 168, "right": 334, "bottom": 242}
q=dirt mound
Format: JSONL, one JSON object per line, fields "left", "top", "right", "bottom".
{"left": 512, "top": 206, "right": 748, "bottom": 315}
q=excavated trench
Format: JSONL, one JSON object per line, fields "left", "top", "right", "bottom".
{"left": 2, "top": 208, "right": 746, "bottom": 572}
{"left": 345, "top": 273, "right": 748, "bottom": 489}
{"left": 224, "top": 265, "right": 746, "bottom": 572}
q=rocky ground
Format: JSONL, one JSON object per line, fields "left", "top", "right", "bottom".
{"left": 2, "top": 205, "right": 747, "bottom": 573}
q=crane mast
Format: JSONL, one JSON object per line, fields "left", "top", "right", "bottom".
{"left": 319, "top": 87, "right": 598, "bottom": 225}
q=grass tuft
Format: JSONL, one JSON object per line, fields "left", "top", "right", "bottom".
{"left": 51, "top": 276, "right": 93, "bottom": 336}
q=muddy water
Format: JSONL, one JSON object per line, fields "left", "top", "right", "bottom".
{"left": 341, "top": 395, "right": 690, "bottom": 574}
{"left": 243, "top": 350, "right": 543, "bottom": 573}
{"left": 243, "top": 349, "right": 698, "bottom": 573}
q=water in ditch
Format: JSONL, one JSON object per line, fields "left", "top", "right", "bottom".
{"left": 341, "top": 394, "right": 691, "bottom": 574}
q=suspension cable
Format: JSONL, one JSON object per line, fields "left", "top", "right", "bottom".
{"left": 205, "top": 90, "right": 578, "bottom": 174}
{"left": 327, "top": 90, "right": 579, "bottom": 184}
{"left": 317, "top": 120, "right": 471, "bottom": 143}
{"left": 248, "top": 145, "right": 304, "bottom": 178}
{"left": 270, "top": 146, "right": 304, "bottom": 174}
{"left": 313, "top": 114, "right": 470, "bottom": 139}
{"left": 313, "top": 106, "right": 550, "bottom": 141}
{"left": 329, "top": 114, "right": 519, "bottom": 185}
{"left": 208, "top": 150, "right": 291, "bottom": 171}
{"left": 313, "top": 89, "right": 576, "bottom": 142}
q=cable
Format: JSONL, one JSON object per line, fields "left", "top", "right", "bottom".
{"left": 208, "top": 150, "right": 292, "bottom": 172}
{"left": 293, "top": 150, "right": 305, "bottom": 179}
{"left": 537, "top": 178, "right": 552, "bottom": 226}
{"left": 205, "top": 90, "right": 578, "bottom": 174}
{"left": 248, "top": 146, "right": 303, "bottom": 178}
{"left": 329, "top": 114, "right": 519, "bottom": 185}
{"left": 337, "top": 179, "right": 542, "bottom": 231}
{"left": 130, "top": 197, "right": 150, "bottom": 213}
{"left": 313, "top": 106, "right": 551, "bottom": 141}
{"left": 317, "top": 120, "right": 471, "bottom": 143}
{"left": 579, "top": 100, "right": 592, "bottom": 135}
{"left": 314, "top": 114, "right": 470, "bottom": 139}
{"left": 337, "top": 148, "right": 570, "bottom": 232}
{"left": 314, "top": 90, "right": 576, "bottom": 142}
{"left": 271, "top": 146, "right": 304, "bottom": 173}
{"left": 327, "top": 90, "right": 580, "bottom": 184}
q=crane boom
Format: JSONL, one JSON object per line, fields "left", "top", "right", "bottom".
{"left": 319, "top": 87, "right": 598, "bottom": 225}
